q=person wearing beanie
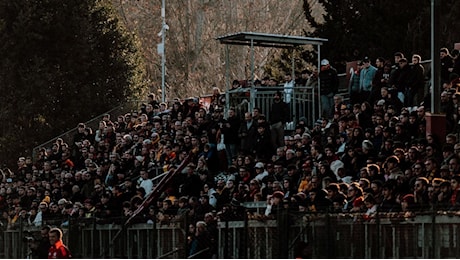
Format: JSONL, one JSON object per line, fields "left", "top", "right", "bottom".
{"left": 401, "top": 193, "right": 416, "bottom": 212}
{"left": 384, "top": 155, "right": 403, "bottom": 181}
{"left": 265, "top": 191, "right": 285, "bottom": 218}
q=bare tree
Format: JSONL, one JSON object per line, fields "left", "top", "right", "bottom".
{"left": 112, "top": 0, "right": 322, "bottom": 98}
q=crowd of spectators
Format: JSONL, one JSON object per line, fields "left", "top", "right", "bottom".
{"left": 1, "top": 49, "right": 460, "bottom": 257}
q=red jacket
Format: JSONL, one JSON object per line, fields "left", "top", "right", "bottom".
{"left": 48, "top": 240, "right": 72, "bottom": 259}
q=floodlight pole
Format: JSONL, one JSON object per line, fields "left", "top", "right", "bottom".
{"left": 431, "top": 0, "right": 441, "bottom": 113}
{"left": 250, "top": 39, "right": 255, "bottom": 112}
{"left": 425, "top": 0, "right": 446, "bottom": 151}
{"left": 317, "top": 45, "right": 321, "bottom": 124}
{"left": 161, "top": 0, "right": 166, "bottom": 102}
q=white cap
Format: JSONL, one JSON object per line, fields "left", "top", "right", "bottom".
{"left": 255, "top": 162, "right": 264, "bottom": 169}
{"left": 286, "top": 149, "right": 295, "bottom": 155}
{"left": 362, "top": 140, "right": 374, "bottom": 150}
{"left": 321, "top": 59, "right": 329, "bottom": 66}
{"left": 58, "top": 198, "right": 68, "bottom": 205}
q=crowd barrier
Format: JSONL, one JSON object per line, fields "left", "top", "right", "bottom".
{"left": 219, "top": 212, "right": 460, "bottom": 259}
{"left": 1, "top": 217, "right": 188, "bottom": 259}
{"left": 3, "top": 211, "right": 460, "bottom": 259}
{"left": 226, "top": 79, "right": 350, "bottom": 129}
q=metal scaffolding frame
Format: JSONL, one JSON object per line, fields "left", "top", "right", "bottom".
{"left": 216, "top": 32, "right": 328, "bottom": 120}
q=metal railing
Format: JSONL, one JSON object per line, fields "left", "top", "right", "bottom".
{"left": 31, "top": 100, "right": 145, "bottom": 162}
{"left": 218, "top": 211, "right": 460, "bottom": 259}
{"left": 2, "top": 217, "right": 188, "bottom": 259}
{"left": 225, "top": 75, "right": 350, "bottom": 129}
{"left": 4, "top": 211, "right": 460, "bottom": 259}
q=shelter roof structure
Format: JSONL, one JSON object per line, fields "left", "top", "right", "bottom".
{"left": 216, "top": 32, "right": 328, "bottom": 124}
{"left": 216, "top": 31, "right": 328, "bottom": 48}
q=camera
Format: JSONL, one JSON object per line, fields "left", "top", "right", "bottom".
{"left": 24, "top": 236, "right": 35, "bottom": 242}
{"left": 23, "top": 231, "right": 36, "bottom": 243}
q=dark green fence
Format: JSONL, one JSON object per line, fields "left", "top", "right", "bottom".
{"left": 218, "top": 210, "right": 460, "bottom": 259}
{"left": 4, "top": 212, "right": 460, "bottom": 259}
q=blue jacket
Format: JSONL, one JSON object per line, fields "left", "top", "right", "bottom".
{"left": 359, "top": 65, "right": 377, "bottom": 92}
